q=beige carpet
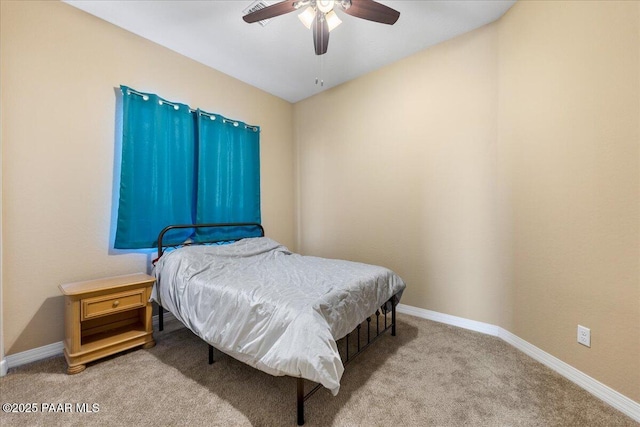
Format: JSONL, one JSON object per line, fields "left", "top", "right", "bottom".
{"left": 0, "top": 314, "right": 636, "bottom": 426}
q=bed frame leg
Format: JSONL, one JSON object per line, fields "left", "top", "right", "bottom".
{"left": 208, "top": 345, "right": 214, "bottom": 365}
{"left": 297, "top": 378, "right": 305, "bottom": 426}
{"left": 391, "top": 301, "right": 396, "bottom": 337}
{"left": 159, "top": 306, "right": 164, "bottom": 331}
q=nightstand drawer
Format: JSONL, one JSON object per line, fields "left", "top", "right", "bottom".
{"left": 81, "top": 289, "right": 146, "bottom": 320}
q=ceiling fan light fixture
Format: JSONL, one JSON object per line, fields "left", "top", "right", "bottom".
{"left": 243, "top": 0, "right": 400, "bottom": 56}
{"left": 325, "top": 10, "right": 342, "bottom": 32}
{"left": 298, "top": 6, "right": 316, "bottom": 29}
{"left": 316, "top": 0, "right": 334, "bottom": 14}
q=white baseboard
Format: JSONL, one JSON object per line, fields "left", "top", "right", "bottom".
{"left": 5, "top": 341, "right": 64, "bottom": 371}
{"left": 397, "top": 303, "right": 640, "bottom": 423}
{"left": 397, "top": 303, "right": 501, "bottom": 336}
{"left": 498, "top": 328, "right": 640, "bottom": 423}
{"left": 3, "top": 312, "right": 176, "bottom": 373}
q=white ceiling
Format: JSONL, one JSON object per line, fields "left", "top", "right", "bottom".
{"left": 65, "top": 0, "right": 516, "bottom": 103}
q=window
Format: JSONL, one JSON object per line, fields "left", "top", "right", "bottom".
{"left": 114, "top": 86, "right": 261, "bottom": 249}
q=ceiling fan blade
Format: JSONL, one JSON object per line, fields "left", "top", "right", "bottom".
{"left": 243, "top": 1, "right": 298, "bottom": 23}
{"left": 342, "top": 0, "right": 400, "bottom": 25}
{"left": 312, "top": 14, "right": 329, "bottom": 55}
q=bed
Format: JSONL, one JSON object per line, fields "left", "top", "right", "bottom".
{"left": 152, "top": 223, "right": 406, "bottom": 425}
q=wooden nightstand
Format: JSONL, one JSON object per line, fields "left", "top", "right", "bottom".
{"left": 59, "top": 273, "right": 156, "bottom": 374}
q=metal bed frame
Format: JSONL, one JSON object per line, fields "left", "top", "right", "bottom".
{"left": 155, "top": 223, "right": 398, "bottom": 426}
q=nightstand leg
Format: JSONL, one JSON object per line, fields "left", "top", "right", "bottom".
{"left": 142, "top": 340, "right": 156, "bottom": 349}
{"left": 67, "top": 364, "right": 86, "bottom": 375}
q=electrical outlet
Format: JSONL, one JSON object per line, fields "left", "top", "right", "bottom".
{"left": 577, "top": 325, "right": 591, "bottom": 347}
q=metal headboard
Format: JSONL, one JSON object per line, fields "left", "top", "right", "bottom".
{"left": 155, "top": 222, "right": 264, "bottom": 332}
{"left": 156, "top": 222, "right": 265, "bottom": 260}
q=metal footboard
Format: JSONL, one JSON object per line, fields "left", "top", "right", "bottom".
{"left": 296, "top": 297, "right": 397, "bottom": 425}
{"left": 203, "top": 297, "right": 398, "bottom": 425}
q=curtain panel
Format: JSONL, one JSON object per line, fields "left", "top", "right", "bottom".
{"left": 114, "top": 86, "right": 261, "bottom": 249}
{"left": 195, "top": 110, "right": 261, "bottom": 242}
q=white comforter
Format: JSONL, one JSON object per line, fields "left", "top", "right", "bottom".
{"left": 152, "top": 237, "right": 406, "bottom": 395}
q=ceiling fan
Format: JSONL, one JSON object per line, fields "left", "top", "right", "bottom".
{"left": 243, "top": 0, "right": 400, "bottom": 55}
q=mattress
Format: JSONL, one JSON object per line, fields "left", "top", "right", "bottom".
{"left": 152, "top": 237, "right": 406, "bottom": 395}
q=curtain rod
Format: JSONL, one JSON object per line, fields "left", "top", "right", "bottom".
{"left": 124, "top": 88, "right": 259, "bottom": 132}
{"left": 198, "top": 110, "right": 259, "bottom": 132}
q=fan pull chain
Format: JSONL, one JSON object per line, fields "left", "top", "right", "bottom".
{"left": 315, "top": 54, "right": 324, "bottom": 87}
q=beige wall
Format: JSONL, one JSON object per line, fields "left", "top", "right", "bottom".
{"left": 295, "top": 1, "right": 639, "bottom": 402}
{"left": 498, "top": 0, "right": 639, "bottom": 402}
{"left": 294, "top": 23, "right": 508, "bottom": 327}
{"left": 0, "top": 1, "right": 295, "bottom": 354}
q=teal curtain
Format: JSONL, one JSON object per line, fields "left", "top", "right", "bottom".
{"left": 194, "top": 110, "right": 261, "bottom": 242}
{"left": 115, "top": 86, "right": 196, "bottom": 249}
{"left": 114, "top": 87, "right": 261, "bottom": 249}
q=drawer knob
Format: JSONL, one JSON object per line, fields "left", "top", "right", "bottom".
{"left": 113, "top": 300, "right": 120, "bottom": 307}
